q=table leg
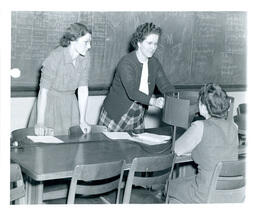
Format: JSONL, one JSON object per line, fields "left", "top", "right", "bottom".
{"left": 25, "top": 177, "right": 44, "bottom": 204}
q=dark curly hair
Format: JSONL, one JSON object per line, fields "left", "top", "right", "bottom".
{"left": 130, "top": 22, "right": 162, "bottom": 50}
{"left": 59, "top": 22, "right": 91, "bottom": 47}
{"left": 199, "top": 83, "right": 230, "bottom": 118}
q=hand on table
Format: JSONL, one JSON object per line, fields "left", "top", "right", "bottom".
{"left": 34, "top": 124, "right": 54, "bottom": 136}
{"left": 80, "top": 122, "right": 92, "bottom": 134}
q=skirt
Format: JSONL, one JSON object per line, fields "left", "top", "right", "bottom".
{"left": 98, "top": 102, "right": 145, "bottom": 132}
{"left": 27, "top": 89, "right": 79, "bottom": 136}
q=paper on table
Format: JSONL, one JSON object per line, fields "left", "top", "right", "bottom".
{"left": 130, "top": 133, "right": 171, "bottom": 145}
{"left": 102, "top": 132, "right": 133, "bottom": 140}
{"left": 180, "top": 153, "right": 192, "bottom": 156}
{"left": 103, "top": 131, "right": 171, "bottom": 146}
{"left": 134, "top": 132, "right": 171, "bottom": 142}
{"left": 27, "top": 136, "right": 64, "bottom": 143}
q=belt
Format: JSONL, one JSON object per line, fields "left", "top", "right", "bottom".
{"left": 49, "top": 89, "right": 75, "bottom": 96}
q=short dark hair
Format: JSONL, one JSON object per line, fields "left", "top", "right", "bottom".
{"left": 60, "top": 22, "right": 91, "bottom": 47}
{"left": 199, "top": 83, "right": 230, "bottom": 118}
{"left": 130, "top": 22, "right": 161, "bottom": 50}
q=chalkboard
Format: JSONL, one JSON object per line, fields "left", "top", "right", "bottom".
{"left": 11, "top": 11, "right": 246, "bottom": 96}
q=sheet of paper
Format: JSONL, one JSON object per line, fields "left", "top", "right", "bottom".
{"left": 102, "top": 132, "right": 133, "bottom": 140}
{"left": 133, "top": 133, "right": 171, "bottom": 143}
{"left": 180, "top": 153, "right": 192, "bottom": 157}
{"left": 103, "top": 131, "right": 171, "bottom": 146}
{"left": 27, "top": 136, "right": 64, "bottom": 143}
{"left": 130, "top": 133, "right": 171, "bottom": 145}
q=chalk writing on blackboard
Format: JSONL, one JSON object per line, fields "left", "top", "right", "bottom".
{"left": 11, "top": 11, "right": 246, "bottom": 93}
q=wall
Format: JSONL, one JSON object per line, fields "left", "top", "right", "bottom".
{"left": 10, "top": 91, "right": 246, "bottom": 132}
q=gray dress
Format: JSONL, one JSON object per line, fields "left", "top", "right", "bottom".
{"left": 168, "top": 118, "right": 239, "bottom": 203}
{"left": 28, "top": 46, "right": 90, "bottom": 135}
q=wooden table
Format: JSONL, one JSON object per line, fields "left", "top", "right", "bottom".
{"left": 11, "top": 126, "right": 245, "bottom": 204}
{"left": 11, "top": 127, "right": 176, "bottom": 204}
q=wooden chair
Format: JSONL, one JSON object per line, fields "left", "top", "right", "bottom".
{"left": 207, "top": 159, "right": 246, "bottom": 203}
{"left": 44, "top": 125, "right": 108, "bottom": 202}
{"left": 166, "top": 159, "right": 246, "bottom": 203}
{"left": 67, "top": 160, "right": 125, "bottom": 204}
{"left": 69, "top": 125, "right": 107, "bottom": 136}
{"left": 10, "top": 163, "right": 26, "bottom": 204}
{"left": 122, "top": 153, "right": 175, "bottom": 204}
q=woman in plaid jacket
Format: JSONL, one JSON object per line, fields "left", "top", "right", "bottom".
{"left": 98, "top": 22, "right": 175, "bottom": 131}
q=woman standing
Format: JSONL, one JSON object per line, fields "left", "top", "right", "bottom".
{"left": 28, "top": 22, "right": 92, "bottom": 135}
{"left": 98, "top": 22, "right": 175, "bottom": 131}
{"left": 167, "top": 83, "right": 239, "bottom": 203}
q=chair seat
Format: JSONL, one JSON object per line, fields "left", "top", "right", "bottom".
{"left": 209, "top": 186, "right": 245, "bottom": 203}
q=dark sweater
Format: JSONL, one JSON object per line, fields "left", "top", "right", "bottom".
{"left": 102, "top": 51, "right": 175, "bottom": 123}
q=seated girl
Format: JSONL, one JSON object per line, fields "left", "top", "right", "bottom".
{"left": 167, "top": 83, "right": 239, "bottom": 203}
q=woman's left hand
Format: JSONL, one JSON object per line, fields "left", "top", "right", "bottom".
{"left": 80, "top": 122, "right": 92, "bottom": 134}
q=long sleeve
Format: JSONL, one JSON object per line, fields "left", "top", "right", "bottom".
{"left": 174, "top": 121, "right": 204, "bottom": 156}
{"left": 118, "top": 60, "right": 151, "bottom": 105}
{"left": 155, "top": 61, "right": 175, "bottom": 95}
{"left": 78, "top": 53, "right": 90, "bottom": 87}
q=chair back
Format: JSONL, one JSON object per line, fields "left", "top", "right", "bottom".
{"left": 123, "top": 153, "right": 175, "bottom": 204}
{"left": 207, "top": 159, "right": 246, "bottom": 203}
{"left": 10, "top": 163, "right": 26, "bottom": 204}
{"left": 69, "top": 125, "right": 107, "bottom": 136}
{"left": 11, "top": 127, "right": 35, "bottom": 143}
{"left": 67, "top": 160, "right": 125, "bottom": 204}
{"left": 237, "top": 103, "right": 247, "bottom": 115}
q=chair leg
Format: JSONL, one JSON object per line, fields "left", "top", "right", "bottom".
{"left": 67, "top": 179, "right": 77, "bottom": 204}
{"left": 99, "top": 196, "right": 111, "bottom": 204}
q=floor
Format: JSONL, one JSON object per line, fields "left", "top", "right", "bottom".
{"left": 44, "top": 187, "right": 165, "bottom": 204}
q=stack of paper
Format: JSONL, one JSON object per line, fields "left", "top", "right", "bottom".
{"left": 27, "top": 136, "right": 64, "bottom": 143}
{"left": 103, "top": 132, "right": 171, "bottom": 146}
{"left": 102, "top": 132, "right": 133, "bottom": 140}
{"left": 130, "top": 133, "right": 171, "bottom": 145}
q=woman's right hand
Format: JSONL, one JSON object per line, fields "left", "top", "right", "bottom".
{"left": 35, "top": 123, "right": 46, "bottom": 136}
{"left": 149, "top": 97, "right": 165, "bottom": 109}
{"left": 34, "top": 123, "right": 54, "bottom": 136}
{"left": 80, "top": 122, "right": 92, "bottom": 135}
